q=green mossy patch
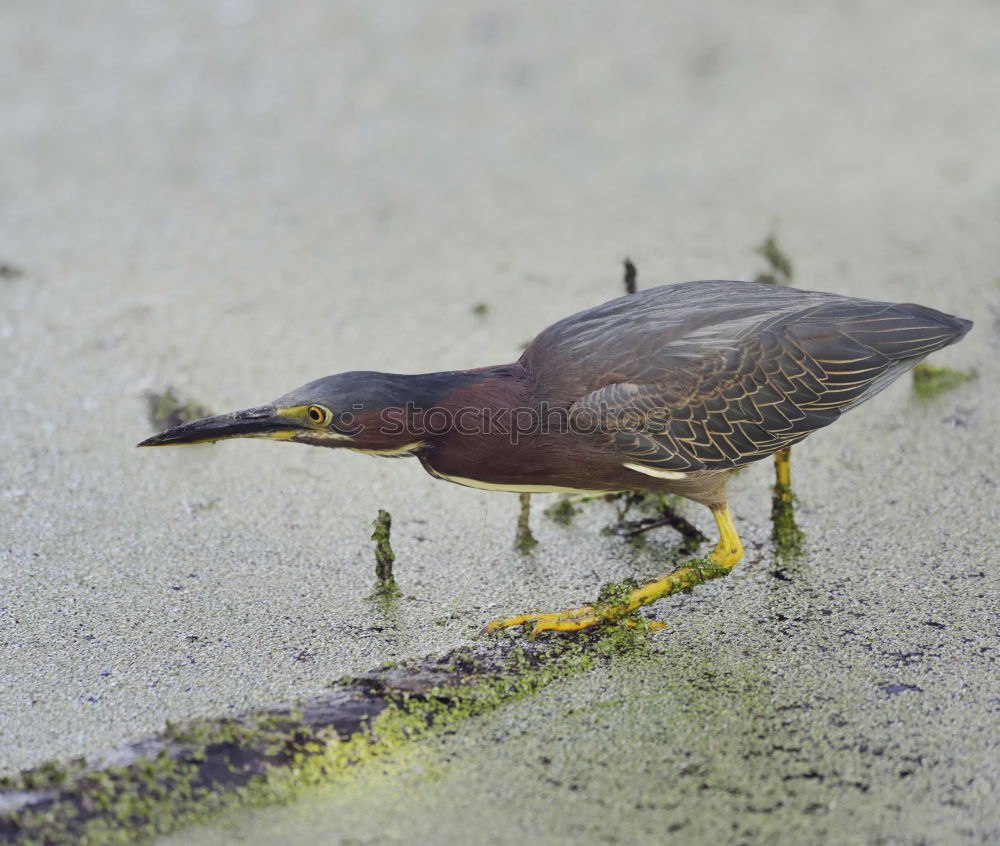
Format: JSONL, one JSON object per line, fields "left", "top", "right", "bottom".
{"left": 515, "top": 492, "right": 539, "bottom": 553}
{"left": 0, "top": 635, "right": 648, "bottom": 845}
{"left": 753, "top": 232, "right": 794, "bottom": 285}
{"left": 368, "top": 509, "right": 402, "bottom": 599}
{"left": 771, "top": 488, "right": 805, "bottom": 558}
{"left": 544, "top": 497, "right": 581, "bottom": 526}
{"left": 911, "top": 362, "right": 977, "bottom": 399}
{"left": 596, "top": 577, "right": 642, "bottom": 607}
{"left": 145, "top": 388, "right": 212, "bottom": 431}
{"left": 0, "top": 262, "right": 24, "bottom": 281}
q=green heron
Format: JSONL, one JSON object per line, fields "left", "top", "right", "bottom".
{"left": 139, "top": 281, "right": 971, "bottom": 636}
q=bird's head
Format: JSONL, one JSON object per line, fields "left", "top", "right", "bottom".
{"left": 137, "top": 371, "right": 447, "bottom": 455}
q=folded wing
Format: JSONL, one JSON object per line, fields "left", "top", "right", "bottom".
{"left": 569, "top": 299, "right": 970, "bottom": 473}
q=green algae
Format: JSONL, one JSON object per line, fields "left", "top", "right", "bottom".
{"left": 544, "top": 491, "right": 706, "bottom": 552}
{"left": 753, "top": 232, "right": 794, "bottom": 285}
{"left": 771, "top": 454, "right": 805, "bottom": 559}
{"left": 605, "top": 491, "right": 706, "bottom": 551}
{"left": 515, "top": 492, "right": 539, "bottom": 553}
{"left": 544, "top": 496, "right": 580, "bottom": 526}
{"left": 145, "top": 388, "right": 213, "bottom": 431}
{"left": 368, "top": 509, "right": 402, "bottom": 599}
{"left": 0, "top": 633, "right": 650, "bottom": 845}
{"left": 0, "top": 262, "right": 24, "bottom": 280}
{"left": 607, "top": 489, "right": 667, "bottom": 522}
{"left": 543, "top": 492, "right": 612, "bottom": 525}
{"left": 911, "top": 362, "right": 978, "bottom": 399}
{"left": 596, "top": 577, "right": 642, "bottom": 608}
{"left": 771, "top": 489, "right": 805, "bottom": 558}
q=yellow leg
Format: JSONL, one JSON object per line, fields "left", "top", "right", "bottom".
{"left": 482, "top": 503, "right": 744, "bottom": 638}
{"left": 774, "top": 447, "right": 792, "bottom": 495}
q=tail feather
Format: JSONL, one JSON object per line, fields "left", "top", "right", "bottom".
{"left": 786, "top": 301, "right": 972, "bottom": 416}
{"left": 823, "top": 302, "right": 972, "bottom": 363}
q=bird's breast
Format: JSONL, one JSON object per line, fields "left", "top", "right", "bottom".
{"left": 418, "top": 429, "right": 639, "bottom": 493}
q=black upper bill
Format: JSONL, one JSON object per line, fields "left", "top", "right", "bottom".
{"left": 137, "top": 405, "right": 290, "bottom": 447}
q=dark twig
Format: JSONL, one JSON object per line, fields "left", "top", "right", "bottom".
{"left": 623, "top": 257, "right": 638, "bottom": 294}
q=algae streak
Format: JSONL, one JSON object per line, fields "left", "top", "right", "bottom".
{"left": 0, "top": 632, "right": 648, "bottom": 845}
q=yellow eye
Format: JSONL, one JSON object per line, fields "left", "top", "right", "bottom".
{"left": 307, "top": 405, "right": 330, "bottom": 425}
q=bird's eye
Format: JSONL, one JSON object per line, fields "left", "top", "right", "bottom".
{"left": 307, "top": 405, "right": 331, "bottom": 425}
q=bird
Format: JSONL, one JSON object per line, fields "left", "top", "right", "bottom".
{"left": 139, "top": 280, "right": 972, "bottom": 636}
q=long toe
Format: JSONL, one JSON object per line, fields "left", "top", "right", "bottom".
{"left": 480, "top": 605, "right": 597, "bottom": 635}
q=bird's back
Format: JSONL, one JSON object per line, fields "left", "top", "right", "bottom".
{"left": 520, "top": 281, "right": 971, "bottom": 473}
{"left": 521, "top": 281, "right": 970, "bottom": 396}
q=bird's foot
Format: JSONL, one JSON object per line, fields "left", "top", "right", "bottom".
{"left": 481, "top": 553, "right": 738, "bottom": 639}
{"left": 482, "top": 503, "right": 744, "bottom": 639}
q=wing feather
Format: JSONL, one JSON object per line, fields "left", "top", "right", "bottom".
{"left": 568, "top": 298, "right": 968, "bottom": 473}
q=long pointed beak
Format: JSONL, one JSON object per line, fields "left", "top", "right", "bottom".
{"left": 137, "top": 404, "right": 297, "bottom": 447}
